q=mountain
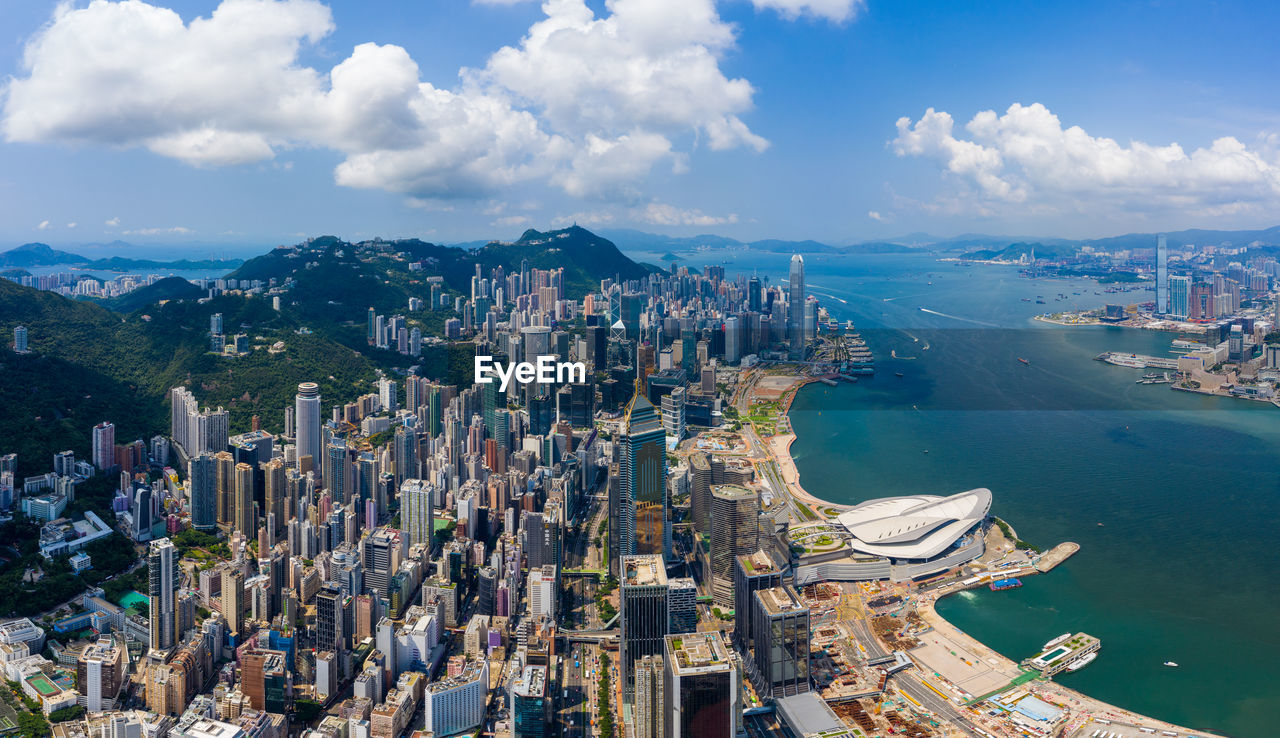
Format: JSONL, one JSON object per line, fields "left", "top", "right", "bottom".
{"left": 841, "top": 241, "right": 921, "bottom": 254}
{"left": 99, "top": 276, "right": 205, "bottom": 312}
{"left": 476, "top": 226, "right": 656, "bottom": 287}
{"left": 0, "top": 243, "right": 86, "bottom": 267}
{"left": 960, "top": 242, "right": 1066, "bottom": 261}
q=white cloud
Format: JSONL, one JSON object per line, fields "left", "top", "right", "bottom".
{"left": 635, "top": 202, "right": 738, "bottom": 226}
{"left": 551, "top": 210, "right": 616, "bottom": 227}
{"left": 892, "top": 103, "right": 1280, "bottom": 216}
{"left": 36, "top": 220, "right": 50, "bottom": 230}
{"left": 105, "top": 217, "right": 120, "bottom": 227}
{"left": 123, "top": 226, "right": 194, "bottom": 235}
{"left": 3, "top": 0, "right": 770, "bottom": 203}
{"left": 492, "top": 215, "right": 531, "bottom": 228}
{"left": 66, "top": 222, "right": 77, "bottom": 228}
{"left": 750, "top": 0, "right": 864, "bottom": 23}
{"left": 867, "top": 210, "right": 883, "bottom": 221}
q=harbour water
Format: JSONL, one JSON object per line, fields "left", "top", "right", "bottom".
{"left": 671, "top": 250, "right": 1278, "bottom": 737}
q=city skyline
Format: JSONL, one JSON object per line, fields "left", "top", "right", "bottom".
{"left": 1, "top": 0, "right": 1279, "bottom": 247}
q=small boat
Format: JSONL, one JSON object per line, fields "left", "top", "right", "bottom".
{"left": 1018, "top": 358, "right": 1030, "bottom": 365}
{"left": 1097, "top": 522, "right": 1104, "bottom": 527}
{"left": 1163, "top": 661, "right": 1178, "bottom": 667}
{"left": 895, "top": 371, "right": 904, "bottom": 377}
{"left": 1066, "top": 652, "right": 1097, "bottom": 671}
{"left": 922, "top": 449, "right": 929, "bottom": 454}
{"left": 1042, "top": 633, "right": 1072, "bottom": 651}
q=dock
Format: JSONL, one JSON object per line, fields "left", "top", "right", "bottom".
{"left": 1034, "top": 542, "right": 1079, "bottom": 573}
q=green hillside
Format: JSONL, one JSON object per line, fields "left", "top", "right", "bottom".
{"left": 97, "top": 276, "right": 205, "bottom": 312}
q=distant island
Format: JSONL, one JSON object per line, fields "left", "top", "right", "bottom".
{"left": 0, "top": 242, "right": 243, "bottom": 272}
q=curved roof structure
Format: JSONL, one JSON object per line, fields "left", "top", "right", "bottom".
{"left": 835, "top": 488, "right": 991, "bottom": 560}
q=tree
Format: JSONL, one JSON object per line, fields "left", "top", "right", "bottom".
{"left": 49, "top": 705, "right": 86, "bottom": 723}
{"left": 294, "top": 698, "right": 323, "bottom": 723}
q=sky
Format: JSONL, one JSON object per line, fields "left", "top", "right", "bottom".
{"left": 1, "top": 0, "right": 1278, "bottom": 252}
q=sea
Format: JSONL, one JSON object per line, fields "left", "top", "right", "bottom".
{"left": 634, "top": 248, "right": 1278, "bottom": 738}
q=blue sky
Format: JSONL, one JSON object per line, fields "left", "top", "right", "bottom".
{"left": 1, "top": 0, "right": 1278, "bottom": 253}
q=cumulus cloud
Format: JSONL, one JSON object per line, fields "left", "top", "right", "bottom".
{"left": 750, "top": 0, "right": 864, "bottom": 23}
{"left": 3, "top": 0, "right": 769, "bottom": 203}
{"left": 66, "top": 222, "right": 77, "bottom": 228}
{"left": 105, "top": 217, "right": 120, "bottom": 227}
{"left": 635, "top": 201, "right": 738, "bottom": 226}
{"left": 892, "top": 103, "right": 1280, "bottom": 216}
{"left": 37, "top": 220, "right": 50, "bottom": 230}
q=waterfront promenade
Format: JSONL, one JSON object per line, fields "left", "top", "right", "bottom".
{"left": 756, "top": 365, "right": 1227, "bottom": 738}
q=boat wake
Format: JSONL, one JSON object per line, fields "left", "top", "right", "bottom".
{"left": 919, "top": 307, "right": 1000, "bottom": 327}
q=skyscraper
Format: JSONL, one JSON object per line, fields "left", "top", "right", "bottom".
{"left": 233, "top": 462, "right": 255, "bottom": 536}
{"left": 751, "top": 585, "right": 810, "bottom": 698}
{"left": 1156, "top": 234, "right": 1169, "bottom": 315}
{"left": 620, "top": 388, "right": 668, "bottom": 559}
{"left": 221, "top": 567, "right": 245, "bottom": 637}
{"left": 633, "top": 655, "right": 665, "bottom": 738}
{"left": 709, "top": 485, "right": 759, "bottom": 607}
{"left": 400, "top": 479, "right": 434, "bottom": 548}
{"left": 92, "top": 421, "right": 115, "bottom": 471}
{"left": 1169, "top": 275, "right": 1191, "bottom": 320}
{"left": 294, "top": 382, "right": 322, "bottom": 472}
{"left": 148, "top": 538, "right": 176, "bottom": 651}
{"left": 663, "top": 631, "right": 738, "bottom": 738}
{"left": 788, "top": 254, "right": 805, "bottom": 359}
{"left": 620, "top": 554, "right": 668, "bottom": 702}
{"left": 188, "top": 454, "right": 217, "bottom": 531}
{"left": 12, "top": 326, "right": 27, "bottom": 353}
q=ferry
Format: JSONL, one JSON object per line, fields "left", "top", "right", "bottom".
{"left": 1163, "top": 661, "right": 1178, "bottom": 667}
{"left": 1066, "top": 652, "right": 1097, "bottom": 671}
{"left": 1042, "top": 633, "right": 1072, "bottom": 651}
{"left": 1018, "top": 358, "right": 1030, "bottom": 365}
{"left": 1171, "top": 339, "right": 1203, "bottom": 350}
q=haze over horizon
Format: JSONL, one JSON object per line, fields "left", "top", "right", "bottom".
{"left": 2, "top": 0, "right": 1279, "bottom": 248}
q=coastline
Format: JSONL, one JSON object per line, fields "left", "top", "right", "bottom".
{"left": 767, "top": 371, "right": 1225, "bottom": 738}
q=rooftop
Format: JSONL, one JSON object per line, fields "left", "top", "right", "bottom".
{"left": 621, "top": 554, "right": 668, "bottom": 587}
{"left": 666, "top": 632, "right": 733, "bottom": 674}
{"left": 755, "top": 586, "right": 806, "bottom": 616}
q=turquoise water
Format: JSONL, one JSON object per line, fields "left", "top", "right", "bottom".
{"left": 703, "top": 251, "right": 1276, "bottom": 738}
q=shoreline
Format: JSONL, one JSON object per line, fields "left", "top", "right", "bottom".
{"left": 766, "top": 371, "right": 1225, "bottom": 737}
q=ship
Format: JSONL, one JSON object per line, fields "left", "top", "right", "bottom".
{"left": 1018, "top": 358, "right": 1030, "bottom": 365}
{"left": 1104, "top": 353, "right": 1147, "bottom": 368}
{"left": 1042, "top": 633, "right": 1072, "bottom": 651}
{"left": 1035, "top": 299, "right": 1046, "bottom": 304}
{"left": 1163, "top": 661, "right": 1178, "bottom": 667}
{"left": 1066, "top": 651, "right": 1097, "bottom": 671}
{"left": 895, "top": 371, "right": 904, "bottom": 378}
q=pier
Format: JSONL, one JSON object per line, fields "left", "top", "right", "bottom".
{"left": 1024, "top": 633, "right": 1101, "bottom": 678}
{"left": 1035, "top": 542, "right": 1080, "bottom": 573}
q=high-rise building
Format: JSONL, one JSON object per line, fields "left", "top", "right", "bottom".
{"left": 621, "top": 554, "right": 668, "bottom": 702}
{"left": 620, "top": 390, "right": 668, "bottom": 559}
{"left": 13, "top": 326, "right": 28, "bottom": 354}
{"left": 751, "top": 585, "right": 810, "bottom": 698}
{"left": 261, "top": 457, "right": 285, "bottom": 540}
{"left": 232, "top": 462, "right": 255, "bottom": 536}
{"left": 709, "top": 485, "right": 759, "bottom": 607}
{"left": 663, "top": 631, "right": 738, "bottom": 738}
{"left": 633, "top": 654, "right": 665, "bottom": 738}
{"left": 241, "top": 649, "right": 288, "bottom": 713}
{"left": 510, "top": 664, "right": 548, "bottom": 738}
{"left": 221, "top": 567, "right": 245, "bottom": 637}
{"left": 1169, "top": 275, "right": 1191, "bottom": 320}
{"left": 423, "top": 659, "right": 488, "bottom": 738}
{"left": 788, "top": 254, "right": 805, "bottom": 359}
{"left": 392, "top": 426, "right": 417, "bottom": 490}
{"left": 77, "top": 636, "right": 126, "bottom": 713}
{"left": 661, "top": 386, "right": 686, "bottom": 443}
{"left": 667, "top": 577, "right": 697, "bottom": 635}
{"left": 528, "top": 565, "right": 556, "bottom": 621}
{"left": 400, "top": 479, "right": 434, "bottom": 548}
{"left": 316, "top": 587, "right": 345, "bottom": 653}
{"left": 92, "top": 422, "right": 115, "bottom": 471}
{"left": 188, "top": 454, "right": 217, "bottom": 532}
{"left": 1156, "top": 234, "right": 1169, "bottom": 315}
{"left": 148, "top": 538, "right": 176, "bottom": 651}
{"left": 295, "top": 383, "right": 322, "bottom": 473}
{"left": 733, "top": 550, "right": 783, "bottom": 655}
